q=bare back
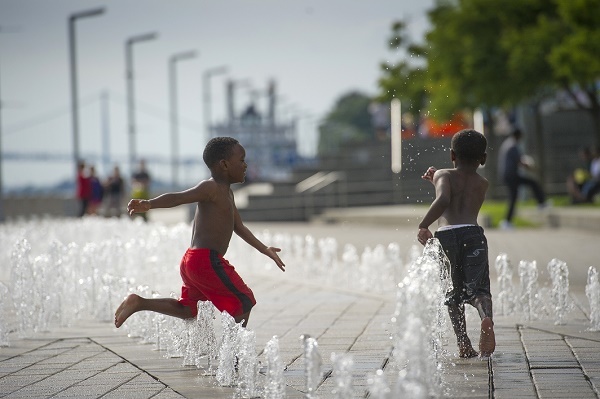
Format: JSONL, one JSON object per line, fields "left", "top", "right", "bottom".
{"left": 190, "top": 180, "right": 236, "bottom": 255}
{"left": 437, "top": 168, "right": 488, "bottom": 227}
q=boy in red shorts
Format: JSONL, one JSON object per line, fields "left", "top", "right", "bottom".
{"left": 115, "top": 137, "right": 285, "bottom": 328}
{"left": 417, "top": 129, "right": 495, "bottom": 358}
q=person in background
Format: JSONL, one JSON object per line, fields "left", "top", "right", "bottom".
{"left": 497, "top": 128, "right": 547, "bottom": 229}
{"left": 131, "top": 159, "right": 151, "bottom": 221}
{"left": 581, "top": 144, "right": 600, "bottom": 203}
{"left": 87, "top": 166, "right": 104, "bottom": 216}
{"left": 105, "top": 165, "right": 125, "bottom": 218}
{"left": 76, "top": 160, "right": 91, "bottom": 217}
{"left": 566, "top": 146, "right": 593, "bottom": 204}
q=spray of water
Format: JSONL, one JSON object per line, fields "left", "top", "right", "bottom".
{"left": 389, "top": 238, "right": 449, "bottom": 397}
{"left": 518, "top": 260, "right": 542, "bottom": 321}
{"left": 367, "top": 369, "right": 391, "bottom": 399}
{"left": 236, "top": 328, "right": 260, "bottom": 398}
{"left": 0, "top": 282, "right": 10, "bottom": 347}
{"left": 301, "top": 334, "right": 322, "bottom": 398}
{"left": 494, "top": 253, "right": 515, "bottom": 315}
{"left": 196, "top": 301, "right": 219, "bottom": 373}
{"left": 330, "top": 352, "right": 353, "bottom": 398}
{"left": 264, "top": 336, "right": 286, "bottom": 399}
{"left": 216, "top": 311, "right": 240, "bottom": 387}
{"left": 586, "top": 267, "right": 600, "bottom": 331}
{"left": 547, "top": 258, "right": 570, "bottom": 325}
{"left": 11, "top": 239, "right": 34, "bottom": 337}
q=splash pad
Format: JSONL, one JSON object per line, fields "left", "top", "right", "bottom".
{"left": 1, "top": 217, "right": 597, "bottom": 397}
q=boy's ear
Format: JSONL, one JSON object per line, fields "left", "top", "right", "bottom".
{"left": 219, "top": 159, "right": 228, "bottom": 169}
{"left": 480, "top": 153, "right": 487, "bottom": 166}
{"left": 450, "top": 149, "right": 456, "bottom": 161}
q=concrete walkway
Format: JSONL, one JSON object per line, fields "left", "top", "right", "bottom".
{"left": 1, "top": 209, "right": 600, "bottom": 398}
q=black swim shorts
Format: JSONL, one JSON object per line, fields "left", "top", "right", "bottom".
{"left": 434, "top": 225, "right": 492, "bottom": 306}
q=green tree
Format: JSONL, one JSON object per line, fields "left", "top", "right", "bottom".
{"left": 318, "top": 91, "right": 372, "bottom": 155}
{"left": 425, "top": 0, "right": 600, "bottom": 141}
{"left": 376, "top": 21, "right": 428, "bottom": 116}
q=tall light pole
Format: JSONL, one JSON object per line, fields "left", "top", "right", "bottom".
{"left": 391, "top": 98, "right": 402, "bottom": 204}
{"left": 391, "top": 98, "right": 402, "bottom": 174}
{"left": 68, "top": 7, "right": 105, "bottom": 175}
{"left": 202, "top": 65, "right": 228, "bottom": 143}
{"left": 0, "top": 27, "right": 4, "bottom": 222}
{"left": 125, "top": 32, "right": 158, "bottom": 176}
{"left": 169, "top": 50, "right": 197, "bottom": 190}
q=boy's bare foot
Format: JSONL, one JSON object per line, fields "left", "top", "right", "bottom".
{"left": 458, "top": 337, "right": 478, "bottom": 358}
{"left": 479, "top": 317, "right": 495, "bottom": 357}
{"left": 115, "top": 294, "right": 142, "bottom": 328}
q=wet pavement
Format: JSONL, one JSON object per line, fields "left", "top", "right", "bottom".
{"left": 1, "top": 206, "right": 600, "bottom": 398}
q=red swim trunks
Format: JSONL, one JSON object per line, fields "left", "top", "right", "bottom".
{"left": 178, "top": 248, "right": 256, "bottom": 318}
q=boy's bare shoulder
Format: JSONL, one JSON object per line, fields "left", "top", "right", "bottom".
{"left": 198, "top": 178, "right": 217, "bottom": 188}
{"left": 434, "top": 168, "right": 453, "bottom": 179}
{"left": 193, "top": 178, "right": 221, "bottom": 201}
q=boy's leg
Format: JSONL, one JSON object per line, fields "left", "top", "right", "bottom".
{"left": 520, "top": 176, "right": 546, "bottom": 204}
{"left": 115, "top": 293, "right": 194, "bottom": 328}
{"left": 448, "top": 304, "right": 478, "bottom": 358}
{"left": 471, "top": 296, "right": 495, "bottom": 357}
{"left": 505, "top": 180, "right": 519, "bottom": 222}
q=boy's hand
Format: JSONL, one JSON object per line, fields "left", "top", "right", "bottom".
{"left": 421, "top": 166, "right": 437, "bottom": 183}
{"left": 417, "top": 227, "right": 433, "bottom": 246}
{"left": 264, "top": 247, "right": 286, "bottom": 272}
{"left": 127, "top": 199, "right": 150, "bottom": 215}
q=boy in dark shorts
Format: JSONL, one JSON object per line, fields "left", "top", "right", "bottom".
{"left": 115, "top": 137, "right": 285, "bottom": 328}
{"left": 417, "top": 129, "right": 495, "bottom": 358}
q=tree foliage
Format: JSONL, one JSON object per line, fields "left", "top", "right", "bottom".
{"left": 317, "top": 91, "right": 373, "bottom": 155}
{"left": 376, "top": 20, "right": 428, "bottom": 115}
{"left": 424, "top": 0, "right": 600, "bottom": 140}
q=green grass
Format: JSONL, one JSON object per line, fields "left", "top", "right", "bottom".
{"left": 481, "top": 195, "right": 600, "bottom": 228}
{"left": 480, "top": 200, "right": 537, "bottom": 228}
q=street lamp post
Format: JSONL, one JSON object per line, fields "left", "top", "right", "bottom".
{"left": 202, "top": 65, "right": 228, "bottom": 143}
{"left": 169, "top": 50, "right": 197, "bottom": 190}
{"left": 125, "top": 32, "right": 158, "bottom": 176}
{"left": 68, "top": 7, "right": 105, "bottom": 175}
{"left": 0, "top": 28, "right": 4, "bottom": 222}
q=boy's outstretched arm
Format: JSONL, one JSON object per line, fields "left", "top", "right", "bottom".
{"left": 127, "top": 181, "right": 214, "bottom": 216}
{"left": 233, "top": 207, "right": 286, "bottom": 272}
{"left": 418, "top": 169, "right": 451, "bottom": 245}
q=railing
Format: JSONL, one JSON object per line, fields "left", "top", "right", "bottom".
{"left": 295, "top": 171, "right": 346, "bottom": 220}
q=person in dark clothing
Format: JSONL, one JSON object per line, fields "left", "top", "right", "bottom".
{"left": 87, "top": 166, "right": 104, "bottom": 215}
{"left": 105, "top": 165, "right": 125, "bottom": 218}
{"left": 497, "top": 128, "right": 547, "bottom": 229}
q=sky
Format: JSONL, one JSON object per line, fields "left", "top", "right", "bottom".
{"left": 0, "top": 0, "right": 435, "bottom": 189}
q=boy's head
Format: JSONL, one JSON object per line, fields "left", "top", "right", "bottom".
{"left": 451, "top": 129, "right": 487, "bottom": 165}
{"left": 203, "top": 137, "right": 240, "bottom": 169}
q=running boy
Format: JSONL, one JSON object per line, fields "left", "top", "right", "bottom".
{"left": 115, "top": 137, "right": 285, "bottom": 329}
{"left": 417, "top": 129, "right": 495, "bottom": 358}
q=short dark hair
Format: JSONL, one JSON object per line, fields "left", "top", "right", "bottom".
{"left": 203, "top": 137, "right": 239, "bottom": 168}
{"left": 451, "top": 129, "right": 487, "bottom": 162}
{"left": 511, "top": 128, "right": 522, "bottom": 139}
